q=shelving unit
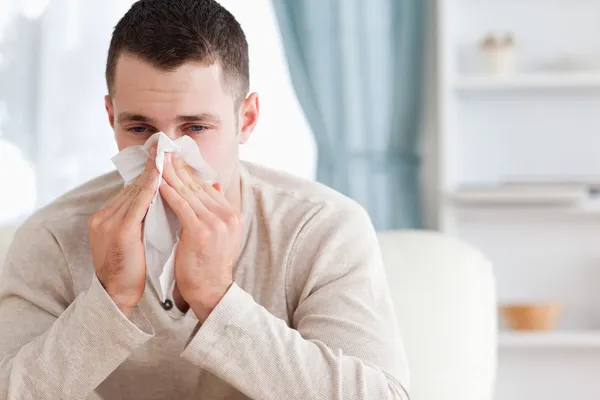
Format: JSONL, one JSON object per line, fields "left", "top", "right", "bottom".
{"left": 499, "top": 331, "right": 600, "bottom": 348}
{"left": 437, "top": 1, "right": 600, "bottom": 399}
{"left": 454, "top": 73, "right": 600, "bottom": 91}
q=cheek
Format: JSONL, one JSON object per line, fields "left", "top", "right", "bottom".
{"left": 195, "top": 130, "right": 239, "bottom": 174}
{"left": 115, "top": 130, "right": 147, "bottom": 151}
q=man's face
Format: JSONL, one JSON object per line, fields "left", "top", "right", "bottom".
{"left": 105, "top": 54, "right": 258, "bottom": 192}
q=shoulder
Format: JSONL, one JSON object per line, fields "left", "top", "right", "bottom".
{"left": 12, "top": 171, "right": 122, "bottom": 263}
{"left": 242, "top": 161, "right": 369, "bottom": 226}
{"left": 28, "top": 171, "right": 122, "bottom": 227}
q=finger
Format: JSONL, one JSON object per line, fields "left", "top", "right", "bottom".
{"left": 115, "top": 156, "right": 158, "bottom": 221}
{"left": 135, "top": 144, "right": 158, "bottom": 183}
{"left": 201, "top": 181, "right": 231, "bottom": 210}
{"left": 96, "top": 166, "right": 154, "bottom": 223}
{"left": 161, "top": 153, "right": 224, "bottom": 222}
{"left": 110, "top": 144, "right": 158, "bottom": 219}
{"left": 191, "top": 179, "right": 234, "bottom": 218}
{"left": 125, "top": 167, "right": 160, "bottom": 224}
{"left": 171, "top": 154, "right": 196, "bottom": 187}
{"left": 114, "top": 184, "right": 140, "bottom": 220}
{"left": 161, "top": 153, "right": 187, "bottom": 193}
{"left": 159, "top": 182, "right": 204, "bottom": 231}
{"left": 169, "top": 154, "right": 232, "bottom": 219}
{"left": 187, "top": 182, "right": 232, "bottom": 221}
{"left": 96, "top": 187, "right": 130, "bottom": 222}
{"left": 171, "top": 154, "right": 216, "bottom": 197}
{"left": 161, "top": 154, "right": 207, "bottom": 213}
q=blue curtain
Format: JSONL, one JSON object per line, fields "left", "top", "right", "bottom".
{"left": 272, "top": 0, "right": 425, "bottom": 230}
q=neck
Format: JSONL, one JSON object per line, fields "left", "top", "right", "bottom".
{"left": 223, "top": 164, "right": 243, "bottom": 213}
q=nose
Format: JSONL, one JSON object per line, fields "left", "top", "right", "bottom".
{"left": 161, "top": 129, "right": 179, "bottom": 140}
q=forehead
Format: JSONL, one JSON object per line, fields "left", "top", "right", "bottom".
{"left": 112, "top": 54, "right": 233, "bottom": 113}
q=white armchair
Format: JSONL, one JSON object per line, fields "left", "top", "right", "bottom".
{"left": 0, "top": 226, "right": 16, "bottom": 266}
{"left": 377, "top": 230, "right": 497, "bottom": 400}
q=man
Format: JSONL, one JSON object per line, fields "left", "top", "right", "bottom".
{"left": 0, "top": 0, "right": 409, "bottom": 399}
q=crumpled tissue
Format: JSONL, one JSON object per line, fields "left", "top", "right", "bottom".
{"left": 112, "top": 132, "right": 217, "bottom": 304}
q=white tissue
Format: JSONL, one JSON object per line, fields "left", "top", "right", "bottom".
{"left": 112, "top": 132, "right": 217, "bottom": 303}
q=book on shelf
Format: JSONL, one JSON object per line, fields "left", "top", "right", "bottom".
{"left": 450, "top": 182, "right": 597, "bottom": 205}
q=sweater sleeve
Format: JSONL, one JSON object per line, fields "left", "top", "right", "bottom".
{"left": 0, "top": 223, "right": 154, "bottom": 400}
{"left": 181, "top": 203, "right": 410, "bottom": 400}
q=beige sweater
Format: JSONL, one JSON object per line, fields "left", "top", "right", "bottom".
{"left": 0, "top": 162, "right": 409, "bottom": 400}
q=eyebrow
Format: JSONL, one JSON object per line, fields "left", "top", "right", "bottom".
{"left": 176, "top": 114, "right": 221, "bottom": 124}
{"left": 117, "top": 112, "right": 221, "bottom": 125}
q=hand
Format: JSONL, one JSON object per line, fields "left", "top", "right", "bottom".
{"left": 88, "top": 146, "right": 158, "bottom": 317}
{"left": 159, "top": 153, "right": 243, "bottom": 322}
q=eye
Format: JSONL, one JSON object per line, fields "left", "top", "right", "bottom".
{"left": 187, "top": 125, "right": 207, "bottom": 133}
{"left": 128, "top": 126, "right": 153, "bottom": 134}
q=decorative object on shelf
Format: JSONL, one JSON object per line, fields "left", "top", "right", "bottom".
{"left": 500, "top": 303, "right": 563, "bottom": 331}
{"left": 479, "top": 33, "right": 516, "bottom": 76}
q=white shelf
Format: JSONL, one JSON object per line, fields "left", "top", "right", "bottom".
{"left": 447, "top": 197, "right": 600, "bottom": 217}
{"left": 499, "top": 331, "right": 600, "bottom": 348}
{"left": 448, "top": 187, "right": 587, "bottom": 206}
{"left": 454, "top": 73, "right": 600, "bottom": 92}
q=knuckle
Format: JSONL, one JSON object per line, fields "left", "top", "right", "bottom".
{"left": 192, "top": 221, "right": 204, "bottom": 233}
{"left": 185, "top": 165, "right": 197, "bottom": 176}
{"left": 145, "top": 157, "right": 156, "bottom": 171}
{"left": 226, "top": 210, "right": 243, "bottom": 228}
{"left": 127, "top": 181, "right": 141, "bottom": 193}
{"left": 191, "top": 182, "right": 203, "bottom": 195}
{"left": 211, "top": 217, "right": 227, "bottom": 233}
{"left": 131, "top": 183, "right": 142, "bottom": 195}
{"left": 182, "top": 183, "right": 194, "bottom": 197}
{"left": 197, "top": 225, "right": 211, "bottom": 239}
{"left": 188, "top": 221, "right": 204, "bottom": 238}
{"left": 137, "top": 185, "right": 155, "bottom": 201}
{"left": 88, "top": 214, "right": 101, "bottom": 230}
{"left": 139, "top": 186, "right": 155, "bottom": 199}
{"left": 199, "top": 180, "right": 212, "bottom": 191}
{"left": 129, "top": 197, "right": 142, "bottom": 212}
{"left": 103, "top": 221, "right": 117, "bottom": 236}
{"left": 141, "top": 171, "right": 156, "bottom": 186}
{"left": 173, "top": 155, "right": 185, "bottom": 169}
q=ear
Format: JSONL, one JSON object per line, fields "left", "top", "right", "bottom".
{"left": 105, "top": 95, "right": 115, "bottom": 129}
{"left": 238, "top": 92, "right": 259, "bottom": 145}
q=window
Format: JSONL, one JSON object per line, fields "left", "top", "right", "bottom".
{"left": 0, "top": 0, "right": 316, "bottom": 226}
{"left": 216, "top": 0, "right": 316, "bottom": 180}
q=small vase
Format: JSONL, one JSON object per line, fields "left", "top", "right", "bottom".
{"left": 480, "top": 33, "right": 517, "bottom": 76}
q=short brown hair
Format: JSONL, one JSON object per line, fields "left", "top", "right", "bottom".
{"left": 106, "top": 0, "right": 249, "bottom": 106}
